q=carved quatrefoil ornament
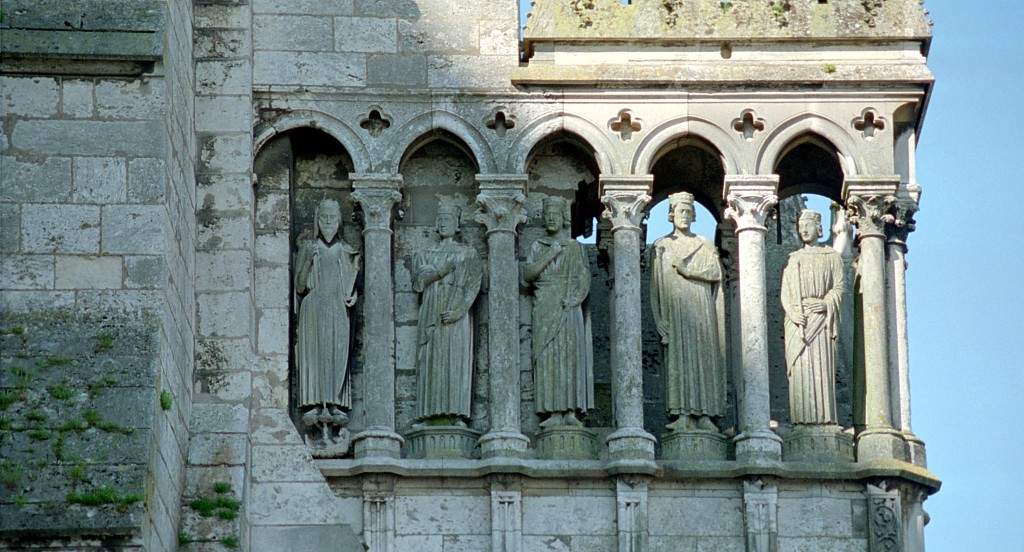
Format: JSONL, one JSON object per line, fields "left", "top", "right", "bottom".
{"left": 359, "top": 105, "right": 392, "bottom": 138}
{"left": 853, "top": 108, "right": 886, "bottom": 140}
{"left": 609, "top": 109, "right": 643, "bottom": 142}
{"left": 484, "top": 107, "right": 517, "bottom": 138}
{"left": 732, "top": 109, "right": 766, "bottom": 141}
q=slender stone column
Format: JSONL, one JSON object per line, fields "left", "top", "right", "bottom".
{"left": 886, "top": 198, "right": 926, "bottom": 465}
{"left": 723, "top": 176, "right": 783, "bottom": 463}
{"left": 844, "top": 177, "right": 903, "bottom": 462}
{"left": 475, "top": 175, "right": 530, "bottom": 458}
{"left": 350, "top": 174, "right": 404, "bottom": 459}
{"left": 600, "top": 176, "right": 657, "bottom": 466}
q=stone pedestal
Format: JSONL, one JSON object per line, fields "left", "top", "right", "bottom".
{"left": 534, "top": 427, "right": 598, "bottom": 460}
{"left": 406, "top": 426, "right": 481, "bottom": 459}
{"left": 783, "top": 425, "right": 854, "bottom": 463}
{"left": 723, "top": 176, "right": 784, "bottom": 464}
{"left": 660, "top": 430, "right": 730, "bottom": 461}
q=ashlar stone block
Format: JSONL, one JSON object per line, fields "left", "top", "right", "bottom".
{"left": 255, "top": 15, "right": 334, "bottom": 51}
{"left": 61, "top": 79, "right": 95, "bottom": 118}
{"left": 22, "top": 204, "right": 100, "bottom": 253}
{"left": 0, "top": 254, "right": 54, "bottom": 289}
{"left": 0, "top": 156, "right": 72, "bottom": 203}
{"left": 54, "top": 255, "right": 123, "bottom": 289}
{"left": 1, "top": 76, "right": 60, "bottom": 117}
{"left": 101, "top": 204, "right": 166, "bottom": 254}
{"left": 73, "top": 157, "right": 127, "bottom": 203}
{"left": 335, "top": 16, "right": 398, "bottom": 53}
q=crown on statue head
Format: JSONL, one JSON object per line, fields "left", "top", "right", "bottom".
{"left": 798, "top": 209, "right": 822, "bottom": 224}
{"left": 668, "top": 191, "right": 695, "bottom": 209}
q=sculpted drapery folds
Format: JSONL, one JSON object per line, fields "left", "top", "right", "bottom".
{"left": 781, "top": 209, "right": 845, "bottom": 425}
{"left": 523, "top": 196, "right": 594, "bottom": 428}
{"left": 649, "top": 192, "right": 726, "bottom": 432}
{"left": 294, "top": 198, "right": 360, "bottom": 451}
{"left": 413, "top": 203, "right": 483, "bottom": 424}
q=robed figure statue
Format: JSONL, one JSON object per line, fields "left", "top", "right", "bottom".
{"left": 649, "top": 192, "right": 726, "bottom": 433}
{"left": 294, "top": 198, "right": 360, "bottom": 455}
{"left": 523, "top": 196, "right": 594, "bottom": 428}
{"left": 781, "top": 209, "right": 845, "bottom": 425}
{"left": 412, "top": 203, "right": 483, "bottom": 425}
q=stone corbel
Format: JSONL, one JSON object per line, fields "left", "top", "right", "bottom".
{"left": 743, "top": 478, "right": 779, "bottom": 552}
{"left": 363, "top": 475, "right": 397, "bottom": 552}
{"left": 866, "top": 481, "right": 903, "bottom": 552}
{"left": 615, "top": 476, "right": 650, "bottom": 552}
{"left": 490, "top": 475, "right": 524, "bottom": 552}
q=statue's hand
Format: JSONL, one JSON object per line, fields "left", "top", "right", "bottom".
{"left": 345, "top": 293, "right": 358, "bottom": 307}
{"left": 791, "top": 312, "right": 807, "bottom": 326}
{"left": 804, "top": 298, "right": 827, "bottom": 314}
{"left": 441, "top": 309, "right": 464, "bottom": 324}
{"left": 659, "top": 332, "right": 669, "bottom": 345}
{"left": 562, "top": 298, "right": 577, "bottom": 309}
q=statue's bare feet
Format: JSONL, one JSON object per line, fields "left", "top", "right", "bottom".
{"left": 563, "top": 411, "right": 584, "bottom": 427}
{"left": 539, "top": 412, "right": 562, "bottom": 428}
{"left": 666, "top": 416, "right": 688, "bottom": 432}
{"left": 697, "top": 416, "right": 719, "bottom": 432}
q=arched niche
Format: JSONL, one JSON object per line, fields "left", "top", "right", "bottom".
{"left": 642, "top": 137, "right": 735, "bottom": 437}
{"left": 393, "top": 129, "right": 489, "bottom": 435}
{"left": 765, "top": 134, "right": 855, "bottom": 429}
{"left": 520, "top": 131, "right": 609, "bottom": 435}
{"left": 892, "top": 103, "right": 919, "bottom": 188}
{"left": 251, "top": 127, "right": 361, "bottom": 446}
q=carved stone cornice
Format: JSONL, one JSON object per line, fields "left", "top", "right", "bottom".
{"left": 350, "top": 173, "right": 403, "bottom": 234}
{"left": 722, "top": 175, "right": 779, "bottom": 233}
{"left": 843, "top": 177, "right": 900, "bottom": 240}
{"left": 474, "top": 174, "right": 529, "bottom": 235}
{"left": 599, "top": 176, "right": 653, "bottom": 233}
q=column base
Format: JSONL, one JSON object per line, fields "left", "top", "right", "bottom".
{"left": 535, "top": 426, "right": 598, "bottom": 460}
{"left": 902, "top": 431, "right": 927, "bottom": 467}
{"left": 783, "top": 425, "right": 854, "bottom": 463}
{"left": 660, "top": 429, "right": 730, "bottom": 461}
{"left": 353, "top": 428, "right": 404, "bottom": 459}
{"left": 856, "top": 427, "right": 906, "bottom": 462}
{"left": 479, "top": 430, "right": 530, "bottom": 459}
{"left": 605, "top": 427, "right": 657, "bottom": 464}
{"left": 733, "top": 429, "right": 783, "bottom": 464}
{"left": 406, "top": 426, "right": 481, "bottom": 459}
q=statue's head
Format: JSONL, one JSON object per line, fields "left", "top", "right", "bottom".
{"left": 667, "top": 192, "right": 696, "bottom": 232}
{"left": 316, "top": 199, "right": 342, "bottom": 242}
{"left": 542, "top": 196, "right": 569, "bottom": 234}
{"left": 797, "top": 209, "right": 823, "bottom": 244}
{"left": 436, "top": 202, "right": 461, "bottom": 239}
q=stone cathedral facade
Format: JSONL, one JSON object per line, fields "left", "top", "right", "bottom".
{"left": 0, "top": 1, "right": 940, "bottom": 551}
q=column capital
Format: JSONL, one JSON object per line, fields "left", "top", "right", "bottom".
{"left": 886, "top": 198, "right": 919, "bottom": 246}
{"left": 599, "top": 176, "right": 653, "bottom": 233}
{"left": 350, "top": 174, "right": 403, "bottom": 233}
{"left": 722, "top": 175, "right": 779, "bottom": 233}
{"left": 842, "top": 177, "right": 900, "bottom": 239}
{"left": 474, "top": 176, "right": 528, "bottom": 235}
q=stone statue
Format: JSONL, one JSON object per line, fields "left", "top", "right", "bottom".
{"left": 781, "top": 209, "right": 845, "bottom": 425}
{"left": 294, "top": 198, "right": 359, "bottom": 456}
{"left": 523, "top": 196, "right": 594, "bottom": 428}
{"left": 412, "top": 203, "right": 483, "bottom": 425}
{"left": 649, "top": 192, "right": 726, "bottom": 433}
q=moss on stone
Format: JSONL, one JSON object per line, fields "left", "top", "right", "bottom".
{"left": 0, "top": 390, "right": 20, "bottom": 410}
{"left": 67, "top": 485, "right": 143, "bottom": 511}
{"left": 25, "top": 410, "right": 47, "bottom": 424}
{"left": 1, "top": 461, "right": 23, "bottom": 490}
{"left": 27, "top": 429, "right": 52, "bottom": 441}
{"left": 0, "top": 326, "right": 25, "bottom": 336}
{"left": 94, "top": 332, "right": 115, "bottom": 353}
{"left": 160, "top": 390, "right": 172, "bottom": 411}
{"left": 222, "top": 535, "right": 239, "bottom": 549}
{"left": 48, "top": 382, "right": 74, "bottom": 401}
{"left": 213, "top": 481, "right": 232, "bottom": 494}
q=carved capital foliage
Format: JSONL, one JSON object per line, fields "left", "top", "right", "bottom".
{"left": 475, "top": 191, "right": 528, "bottom": 234}
{"left": 600, "top": 188, "right": 651, "bottom": 232}
{"left": 845, "top": 193, "right": 897, "bottom": 239}
{"left": 723, "top": 192, "right": 778, "bottom": 232}
{"left": 886, "top": 199, "right": 919, "bottom": 244}
{"left": 351, "top": 187, "right": 402, "bottom": 232}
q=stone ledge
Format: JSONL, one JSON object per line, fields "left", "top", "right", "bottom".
{"left": 316, "top": 457, "right": 940, "bottom": 492}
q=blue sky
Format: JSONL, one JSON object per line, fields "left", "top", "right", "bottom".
{"left": 520, "top": 1, "right": 1021, "bottom": 549}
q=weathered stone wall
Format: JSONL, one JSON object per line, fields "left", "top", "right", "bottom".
{"left": 0, "top": 0, "right": 195, "bottom": 549}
